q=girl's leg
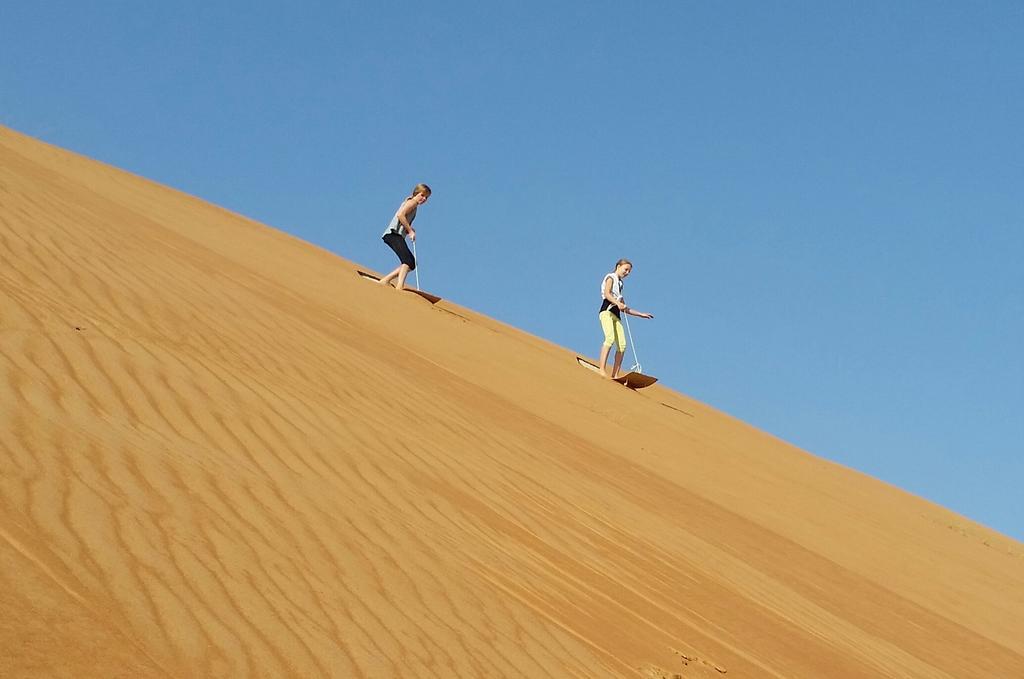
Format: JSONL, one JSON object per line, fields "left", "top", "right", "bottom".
{"left": 598, "top": 311, "right": 619, "bottom": 377}
{"left": 610, "top": 349, "right": 625, "bottom": 378}
{"left": 598, "top": 342, "right": 613, "bottom": 377}
{"left": 608, "top": 314, "right": 627, "bottom": 378}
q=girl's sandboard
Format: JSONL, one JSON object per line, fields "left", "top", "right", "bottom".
{"left": 575, "top": 356, "right": 658, "bottom": 389}
{"left": 356, "top": 270, "right": 441, "bottom": 304}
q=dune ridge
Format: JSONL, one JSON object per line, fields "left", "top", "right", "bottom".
{"left": 2, "top": 125, "right": 1022, "bottom": 678}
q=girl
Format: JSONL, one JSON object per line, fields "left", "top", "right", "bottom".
{"left": 597, "top": 259, "right": 654, "bottom": 378}
{"left": 379, "top": 183, "right": 431, "bottom": 290}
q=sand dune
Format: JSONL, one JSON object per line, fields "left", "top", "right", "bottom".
{"left": 2, "top": 125, "right": 1022, "bottom": 678}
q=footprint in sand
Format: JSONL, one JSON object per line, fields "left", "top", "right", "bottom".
{"left": 639, "top": 649, "right": 727, "bottom": 678}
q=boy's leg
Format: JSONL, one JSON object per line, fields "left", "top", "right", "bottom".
{"left": 379, "top": 265, "right": 402, "bottom": 286}
{"left": 395, "top": 264, "right": 411, "bottom": 290}
{"left": 381, "top": 234, "right": 415, "bottom": 289}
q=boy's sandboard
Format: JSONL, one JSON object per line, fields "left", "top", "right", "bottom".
{"left": 576, "top": 356, "right": 658, "bottom": 389}
{"left": 406, "top": 288, "right": 442, "bottom": 304}
{"left": 356, "top": 270, "right": 441, "bottom": 304}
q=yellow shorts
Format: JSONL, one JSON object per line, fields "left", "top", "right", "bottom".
{"left": 599, "top": 310, "right": 627, "bottom": 352}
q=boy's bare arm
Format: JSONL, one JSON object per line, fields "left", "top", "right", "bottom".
{"left": 397, "top": 198, "right": 417, "bottom": 238}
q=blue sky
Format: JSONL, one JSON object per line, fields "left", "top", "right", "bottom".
{"left": 3, "top": 2, "right": 1022, "bottom": 541}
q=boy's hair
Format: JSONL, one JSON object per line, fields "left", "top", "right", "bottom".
{"left": 614, "top": 258, "right": 633, "bottom": 269}
{"left": 412, "top": 183, "right": 432, "bottom": 197}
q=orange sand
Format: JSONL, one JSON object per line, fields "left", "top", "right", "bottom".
{"left": 2, "top": 125, "right": 1022, "bottom": 678}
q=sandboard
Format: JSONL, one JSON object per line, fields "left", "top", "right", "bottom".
{"left": 356, "top": 270, "right": 441, "bottom": 304}
{"left": 406, "top": 288, "right": 442, "bottom": 304}
{"left": 576, "top": 356, "right": 658, "bottom": 389}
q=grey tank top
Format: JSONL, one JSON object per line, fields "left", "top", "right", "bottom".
{"left": 382, "top": 203, "right": 418, "bottom": 237}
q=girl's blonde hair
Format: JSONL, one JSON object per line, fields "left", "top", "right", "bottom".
{"left": 411, "top": 183, "right": 432, "bottom": 198}
{"left": 614, "top": 258, "right": 633, "bottom": 269}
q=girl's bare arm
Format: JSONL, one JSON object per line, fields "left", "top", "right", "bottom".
{"left": 625, "top": 307, "right": 654, "bottom": 319}
{"left": 602, "top": 278, "right": 624, "bottom": 308}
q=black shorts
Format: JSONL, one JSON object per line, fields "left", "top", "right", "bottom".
{"left": 382, "top": 232, "right": 415, "bottom": 270}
